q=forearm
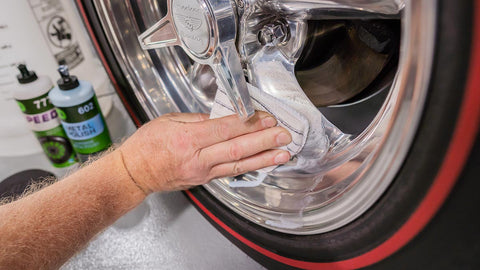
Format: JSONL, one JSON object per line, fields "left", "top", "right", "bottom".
{"left": 0, "top": 111, "right": 291, "bottom": 269}
{"left": 0, "top": 150, "right": 147, "bottom": 269}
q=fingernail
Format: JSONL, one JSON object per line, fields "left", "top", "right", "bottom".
{"left": 262, "top": 116, "right": 277, "bottom": 128}
{"left": 276, "top": 132, "right": 291, "bottom": 145}
{"left": 275, "top": 152, "right": 290, "bottom": 164}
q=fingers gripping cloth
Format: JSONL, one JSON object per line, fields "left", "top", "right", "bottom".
{"left": 210, "top": 84, "right": 311, "bottom": 188}
{"left": 210, "top": 61, "right": 345, "bottom": 187}
{"left": 210, "top": 84, "right": 310, "bottom": 158}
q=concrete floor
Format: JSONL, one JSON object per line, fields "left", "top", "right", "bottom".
{"left": 0, "top": 94, "right": 264, "bottom": 270}
{"left": 62, "top": 192, "right": 262, "bottom": 270}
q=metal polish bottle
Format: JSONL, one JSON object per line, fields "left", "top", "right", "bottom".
{"left": 49, "top": 65, "right": 112, "bottom": 163}
{"left": 14, "top": 64, "right": 77, "bottom": 168}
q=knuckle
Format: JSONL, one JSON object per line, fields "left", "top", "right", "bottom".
{"left": 232, "top": 161, "right": 244, "bottom": 176}
{"left": 228, "top": 143, "right": 243, "bottom": 161}
{"left": 213, "top": 122, "right": 230, "bottom": 141}
{"left": 195, "top": 152, "right": 210, "bottom": 171}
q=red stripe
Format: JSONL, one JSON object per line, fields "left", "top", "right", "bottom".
{"left": 186, "top": 0, "right": 480, "bottom": 268}
{"left": 75, "top": 0, "right": 142, "bottom": 127}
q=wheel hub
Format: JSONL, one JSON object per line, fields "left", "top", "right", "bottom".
{"left": 171, "top": 0, "right": 212, "bottom": 56}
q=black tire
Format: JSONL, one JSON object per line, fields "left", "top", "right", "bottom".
{"left": 77, "top": 0, "right": 480, "bottom": 268}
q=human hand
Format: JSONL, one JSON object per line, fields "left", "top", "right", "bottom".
{"left": 118, "top": 112, "right": 292, "bottom": 193}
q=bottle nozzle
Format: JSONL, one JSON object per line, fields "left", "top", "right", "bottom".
{"left": 16, "top": 64, "right": 38, "bottom": 84}
{"left": 18, "top": 64, "right": 29, "bottom": 76}
{"left": 57, "top": 65, "right": 79, "bottom": 90}
{"left": 58, "top": 65, "right": 70, "bottom": 79}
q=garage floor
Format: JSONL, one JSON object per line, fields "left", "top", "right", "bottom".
{"left": 63, "top": 192, "right": 262, "bottom": 269}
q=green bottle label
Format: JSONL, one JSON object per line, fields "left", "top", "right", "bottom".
{"left": 16, "top": 92, "right": 77, "bottom": 168}
{"left": 57, "top": 96, "right": 111, "bottom": 156}
{"left": 33, "top": 126, "right": 78, "bottom": 168}
{"left": 16, "top": 92, "right": 52, "bottom": 114}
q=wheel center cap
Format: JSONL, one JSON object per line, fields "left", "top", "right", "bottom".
{"left": 171, "top": 0, "right": 212, "bottom": 56}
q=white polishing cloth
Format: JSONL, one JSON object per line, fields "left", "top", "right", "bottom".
{"left": 210, "top": 61, "right": 346, "bottom": 187}
{"left": 210, "top": 84, "right": 310, "bottom": 158}
{"left": 210, "top": 83, "right": 310, "bottom": 188}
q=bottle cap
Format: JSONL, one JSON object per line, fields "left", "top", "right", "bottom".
{"left": 57, "top": 65, "right": 80, "bottom": 90}
{"left": 16, "top": 64, "right": 38, "bottom": 84}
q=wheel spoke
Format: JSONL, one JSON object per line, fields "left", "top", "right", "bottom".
{"left": 212, "top": 41, "right": 255, "bottom": 120}
{"left": 270, "top": 0, "right": 404, "bottom": 19}
{"left": 138, "top": 14, "right": 180, "bottom": 50}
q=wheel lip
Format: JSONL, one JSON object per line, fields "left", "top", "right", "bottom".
{"left": 74, "top": 0, "right": 143, "bottom": 127}
{"left": 184, "top": 0, "right": 480, "bottom": 265}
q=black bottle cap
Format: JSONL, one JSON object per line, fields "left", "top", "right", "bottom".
{"left": 16, "top": 64, "right": 38, "bottom": 84}
{"left": 57, "top": 65, "right": 79, "bottom": 90}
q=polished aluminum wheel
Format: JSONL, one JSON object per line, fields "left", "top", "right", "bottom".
{"left": 93, "top": 0, "right": 435, "bottom": 234}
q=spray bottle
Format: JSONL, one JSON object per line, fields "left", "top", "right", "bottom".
{"left": 13, "top": 64, "right": 77, "bottom": 168}
{"left": 49, "top": 65, "right": 112, "bottom": 162}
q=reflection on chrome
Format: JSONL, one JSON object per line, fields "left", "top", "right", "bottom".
{"left": 270, "top": 0, "right": 404, "bottom": 19}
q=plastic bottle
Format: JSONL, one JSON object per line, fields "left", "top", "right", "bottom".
{"left": 49, "top": 65, "right": 112, "bottom": 162}
{"left": 13, "top": 64, "right": 77, "bottom": 168}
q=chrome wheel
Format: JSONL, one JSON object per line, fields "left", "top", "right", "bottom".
{"left": 93, "top": 0, "right": 435, "bottom": 234}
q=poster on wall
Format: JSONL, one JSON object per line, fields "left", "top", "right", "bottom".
{"left": 27, "top": 0, "right": 85, "bottom": 68}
